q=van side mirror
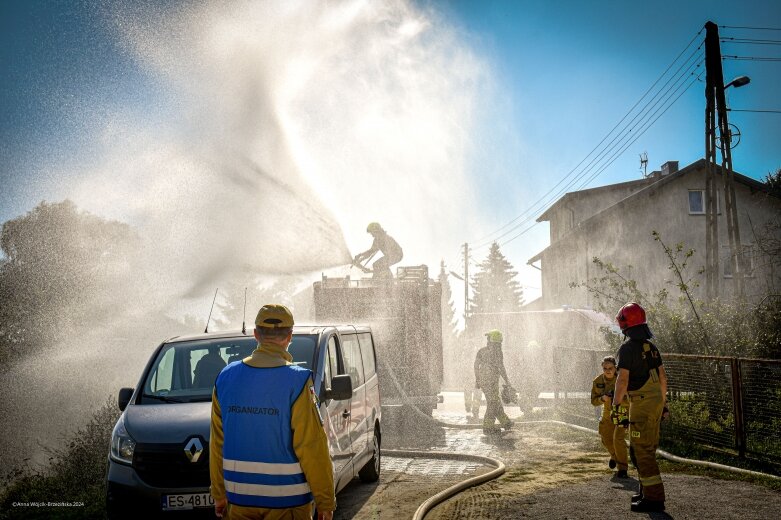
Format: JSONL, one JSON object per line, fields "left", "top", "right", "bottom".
{"left": 118, "top": 387, "right": 134, "bottom": 411}
{"left": 325, "top": 374, "right": 353, "bottom": 401}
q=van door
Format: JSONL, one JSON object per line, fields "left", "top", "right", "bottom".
{"left": 323, "top": 334, "right": 352, "bottom": 480}
{"left": 358, "top": 332, "right": 380, "bottom": 446}
{"left": 341, "top": 334, "right": 368, "bottom": 461}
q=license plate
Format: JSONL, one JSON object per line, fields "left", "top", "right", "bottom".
{"left": 162, "top": 493, "right": 215, "bottom": 511}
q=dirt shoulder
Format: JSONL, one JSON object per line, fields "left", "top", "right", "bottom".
{"left": 337, "top": 422, "right": 781, "bottom": 519}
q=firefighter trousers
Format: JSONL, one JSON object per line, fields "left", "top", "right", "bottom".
{"left": 628, "top": 373, "right": 665, "bottom": 502}
{"left": 598, "top": 418, "right": 628, "bottom": 471}
{"left": 464, "top": 387, "right": 481, "bottom": 417}
{"left": 482, "top": 384, "right": 511, "bottom": 428}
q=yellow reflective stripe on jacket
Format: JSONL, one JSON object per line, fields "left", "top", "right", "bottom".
{"left": 223, "top": 459, "right": 305, "bottom": 475}
{"left": 224, "top": 480, "right": 312, "bottom": 497}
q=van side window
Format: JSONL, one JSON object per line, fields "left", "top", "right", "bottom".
{"left": 358, "top": 333, "right": 376, "bottom": 379}
{"left": 341, "top": 334, "right": 365, "bottom": 388}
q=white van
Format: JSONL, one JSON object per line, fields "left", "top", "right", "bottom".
{"left": 106, "top": 325, "right": 381, "bottom": 517}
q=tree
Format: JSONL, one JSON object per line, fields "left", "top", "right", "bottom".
{"left": 765, "top": 167, "right": 781, "bottom": 198}
{"left": 468, "top": 242, "right": 524, "bottom": 316}
{"left": 438, "top": 260, "right": 459, "bottom": 337}
{"left": 0, "top": 200, "right": 141, "bottom": 360}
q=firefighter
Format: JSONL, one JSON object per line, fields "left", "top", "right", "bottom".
{"left": 474, "top": 329, "right": 513, "bottom": 434}
{"left": 591, "top": 355, "right": 628, "bottom": 478}
{"left": 209, "top": 304, "right": 336, "bottom": 520}
{"left": 612, "top": 302, "right": 670, "bottom": 513}
{"left": 353, "top": 222, "right": 403, "bottom": 279}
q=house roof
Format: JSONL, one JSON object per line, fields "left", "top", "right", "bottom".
{"left": 527, "top": 158, "right": 775, "bottom": 265}
{"left": 536, "top": 176, "right": 654, "bottom": 222}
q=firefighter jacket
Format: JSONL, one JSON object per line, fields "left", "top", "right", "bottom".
{"left": 591, "top": 374, "right": 622, "bottom": 420}
{"left": 210, "top": 342, "right": 336, "bottom": 512}
{"left": 474, "top": 343, "right": 509, "bottom": 389}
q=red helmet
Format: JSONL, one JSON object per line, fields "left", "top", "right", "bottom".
{"left": 616, "top": 302, "right": 646, "bottom": 331}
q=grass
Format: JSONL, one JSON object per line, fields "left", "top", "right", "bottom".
{"left": 658, "top": 458, "right": 781, "bottom": 492}
{"left": 522, "top": 419, "right": 781, "bottom": 491}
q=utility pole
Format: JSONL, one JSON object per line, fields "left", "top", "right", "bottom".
{"left": 463, "top": 243, "right": 469, "bottom": 322}
{"left": 704, "top": 21, "right": 743, "bottom": 299}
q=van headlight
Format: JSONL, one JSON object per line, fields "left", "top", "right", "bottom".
{"left": 110, "top": 418, "right": 136, "bottom": 465}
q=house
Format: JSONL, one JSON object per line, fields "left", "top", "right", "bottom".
{"left": 526, "top": 159, "right": 781, "bottom": 310}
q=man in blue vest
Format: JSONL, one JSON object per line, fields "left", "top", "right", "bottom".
{"left": 209, "top": 304, "right": 336, "bottom": 519}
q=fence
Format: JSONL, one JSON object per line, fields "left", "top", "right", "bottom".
{"left": 522, "top": 346, "right": 781, "bottom": 464}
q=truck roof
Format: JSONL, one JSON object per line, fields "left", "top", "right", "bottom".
{"left": 164, "top": 324, "right": 372, "bottom": 344}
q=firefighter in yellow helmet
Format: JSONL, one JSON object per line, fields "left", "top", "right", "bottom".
{"left": 209, "top": 304, "right": 336, "bottom": 519}
{"left": 612, "top": 302, "right": 670, "bottom": 513}
{"left": 474, "top": 329, "right": 513, "bottom": 434}
{"left": 591, "top": 355, "right": 629, "bottom": 478}
{"left": 353, "top": 223, "right": 403, "bottom": 279}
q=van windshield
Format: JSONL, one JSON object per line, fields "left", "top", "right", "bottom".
{"left": 140, "top": 335, "right": 317, "bottom": 404}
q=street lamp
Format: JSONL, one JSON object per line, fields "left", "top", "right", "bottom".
{"left": 725, "top": 75, "right": 750, "bottom": 89}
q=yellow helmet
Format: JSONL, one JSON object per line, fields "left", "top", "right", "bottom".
{"left": 485, "top": 329, "right": 503, "bottom": 343}
{"left": 366, "top": 222, "right": 383, "bottom": 233}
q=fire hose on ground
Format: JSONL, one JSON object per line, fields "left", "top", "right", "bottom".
{"left": 379, "top": 363, "right": 780, "bottom": 519}
{"left": 381, "top": 449, "right": 505, "bottom": 520}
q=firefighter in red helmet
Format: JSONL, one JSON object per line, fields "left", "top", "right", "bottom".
{"left": 611, "top": 302, "right": 670, "bottom": 513}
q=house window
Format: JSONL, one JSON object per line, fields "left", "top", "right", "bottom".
{"left": 688, "top": 189, "right": 720, "bottom": 215}
{"left": 689, "top": 190, "right": 704, "bottom": 214}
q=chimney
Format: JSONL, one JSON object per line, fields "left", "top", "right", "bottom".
{"left": 661, "top": 161, "right": 679, "bottom": 176}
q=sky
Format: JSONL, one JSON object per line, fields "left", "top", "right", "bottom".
{"left": 1, "top": 0, "right": 780, "bottom": 322}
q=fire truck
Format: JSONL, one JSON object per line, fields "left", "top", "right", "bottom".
{"left": 313, "top": 265, "right": 443, "bottom": 416}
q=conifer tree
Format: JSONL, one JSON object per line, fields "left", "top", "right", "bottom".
{"left": 438, "top": 260, "right": 459, "bottom": 336}
{"left": 469, "top": 242, "right": 524, "bottom": 315}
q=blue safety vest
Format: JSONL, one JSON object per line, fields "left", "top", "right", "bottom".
{"left": 215, "top": 363, "right": 313, "bottom": 508}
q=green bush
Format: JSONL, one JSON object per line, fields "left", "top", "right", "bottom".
{"left": 0, "top": 398, "right": 119, "bottom": 520}
{"left": 570, "top": 231, "right": 781, "bottom": 359}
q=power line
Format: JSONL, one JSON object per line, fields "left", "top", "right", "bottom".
{"left": 719, "top": 25, "right": 781, "bottom": 31}
{"left": 723, "top": 55, "right": 781, "bottom": 61}
{"left": 721, "top": 38, "right": 781, "bottom": 46}
{"left": 728, "top": 108, "right": 781, "bottom": 114}
{"left": 475, "top": 53, "right": 703, "bottom": 252}
{"left": 573, "top": 73, "right": 702, "bottom": 192}
{"left": 499, "top": 71, "right": 702, "bottom": 250}
{"left": 468, "top": 29, "right": 705, "bottom": 248}
{"left": 571, "top": 58, "right": 704, "bottom": 192}
{"left": 474, "top": 55, "right": 702, "bottom": 251}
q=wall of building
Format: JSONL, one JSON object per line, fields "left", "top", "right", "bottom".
{"left": 537, "top": 163, "right": 781, "bottom": 310}
{"left": 547, "top": 178, "right": 655, "bottom": 242}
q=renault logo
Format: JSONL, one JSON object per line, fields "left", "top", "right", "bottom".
{"left": 184, "top": 437, "right": 204, "bottom": 463}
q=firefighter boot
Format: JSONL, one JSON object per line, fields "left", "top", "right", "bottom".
{"left": 631, "top": 484, "right": 643, "bottom": 503}
{"left": 608, "top": 459, "right": 617, "bottom": 469}
{"left": 615, "top": 469, "right": 628, "bottom": 478}
{"left": 630, "top": 498, "right": 665, "bottom": 513}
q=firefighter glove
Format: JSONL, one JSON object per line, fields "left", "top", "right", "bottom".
{"left": 611, "top": 404, "right": 629, "bottom": 427}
